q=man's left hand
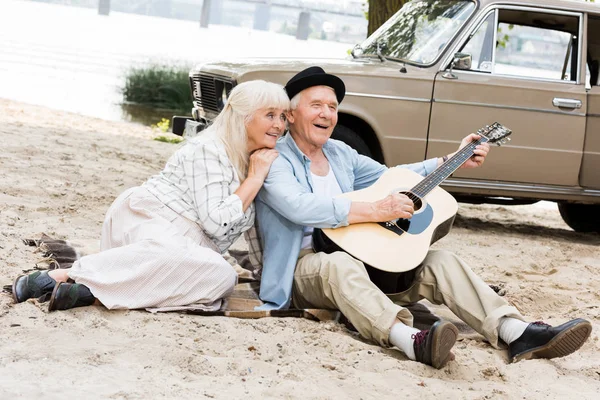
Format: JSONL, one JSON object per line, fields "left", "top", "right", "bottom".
{"left": 449, "top": 133, "right": 490, "bottom": 169}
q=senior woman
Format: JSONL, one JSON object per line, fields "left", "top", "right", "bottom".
{"left": 12, "top": 80, "right": 289, "bottom": 312}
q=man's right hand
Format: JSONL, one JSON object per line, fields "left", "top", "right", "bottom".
{"left": 372, "top": 193, "right": 415, "bottom": 221}
{"left": 348, "top": 193, "right": 415, "bottom": 224}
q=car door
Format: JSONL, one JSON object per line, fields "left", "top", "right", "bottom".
{"left": 427, "top": 5, "right": 586, "bottom": 187}
{"left": 582, "top": 14, "right": 600, "bottom": 189}
{"left": 583, "top": 87, "right": 600, "bottom": 189}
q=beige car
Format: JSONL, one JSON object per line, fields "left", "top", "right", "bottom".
{"left": 173, "top": 0, "right": 600, "bottom": 232}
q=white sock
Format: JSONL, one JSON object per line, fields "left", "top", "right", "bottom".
{"left": 389, "top": 322, "right": 420, "bottom": 360}
{"left": 498, "top": 317, "right": 529, "bottom": 344}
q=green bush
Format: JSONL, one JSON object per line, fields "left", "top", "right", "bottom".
{"left": 122, "top": 64, "right": 192, "bottom": 112}
{"left": 154, "top": 135, "right": 183, "bottom": 144}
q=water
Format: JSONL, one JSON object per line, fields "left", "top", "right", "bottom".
{"left": 0, "top": 0, "right": 351, "bottom": 124}
{"left": 0, "top": 1, "right": 562, "bottom": 213}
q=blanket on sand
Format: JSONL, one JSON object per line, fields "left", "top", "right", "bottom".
{"left": 3, "top": 234, "right": 495, "bottom": 338}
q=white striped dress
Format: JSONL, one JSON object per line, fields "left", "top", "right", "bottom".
{"left": 68, "top": 132, "right": 253, "bottom": 311}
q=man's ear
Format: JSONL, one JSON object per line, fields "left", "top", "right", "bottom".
{"left": 285, "top": 110, "right": 294, "bottom": 124}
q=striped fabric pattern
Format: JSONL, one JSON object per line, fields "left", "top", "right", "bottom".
{"left": 244, "top": 224, "right": 263, "bottom": 279}
{"left": 143, "top": 132, "right": 255, "bottom": 253}
{"left": 68, "top": 186, "right": 239, "bottom": 311}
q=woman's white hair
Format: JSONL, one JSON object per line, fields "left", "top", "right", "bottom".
{"left": 204, "top": 80, "right": 289, "bottom": 180}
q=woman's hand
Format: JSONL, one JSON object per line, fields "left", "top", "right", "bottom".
{"left": 235, "top": 149, "right": 279, "bottom": 212}
{"left": 247, "top": 149, "right": 279, "bottom": 182}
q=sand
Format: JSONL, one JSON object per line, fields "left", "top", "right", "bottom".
{"left": 0, "top": 98, "right": 599, "bottom": 399}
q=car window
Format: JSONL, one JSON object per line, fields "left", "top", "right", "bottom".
{"left": 458, "top": 8, "right": 580, "bottom": 82}
{"left": 460, "top": 12, "right": 495, "bottom": 72}
{"left": 360, "top": 0, "right": 476, "bottom": 65}
{"left": 495, "top": 23, "right": 574, "bottom": 80}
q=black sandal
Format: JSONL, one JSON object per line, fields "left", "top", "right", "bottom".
{"left": 48, "top": 282, "right": 96, "bottom": 311}
{"left": 12, "top": 271, "right": 57, "bottom": 303}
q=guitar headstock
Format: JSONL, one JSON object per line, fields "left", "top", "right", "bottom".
{"left": 477, "top": 122, "right": 512, "bottom": 146}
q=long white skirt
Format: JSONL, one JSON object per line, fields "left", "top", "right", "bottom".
{"left": 68, "top": 186, "right": 237, "bottom": 312}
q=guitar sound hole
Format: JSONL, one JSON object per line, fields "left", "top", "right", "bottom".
{"left": 379, "top": 191, "right": 424, "bottom": 234}
{"left": 396, "top": 218, "right": 411, "bottom": 231}
{"left": 398, "top": 191, "right": 422, "bottom": 211}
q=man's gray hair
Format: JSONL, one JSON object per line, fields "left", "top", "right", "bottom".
{"left": 290, "top": 92, "right": 302, "bottom": 110}
{"left": 290, "top": 86, "right": 337, "bottom": 110}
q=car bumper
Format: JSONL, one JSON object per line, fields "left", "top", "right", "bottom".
{"left": 171, "top": 116, "right": 208, "bottom": 138}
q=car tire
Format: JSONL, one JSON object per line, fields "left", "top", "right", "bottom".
{"left": 331, "top": 124, "right": 372, "bottom": 158}
{"left": 558, "top": 202, "right": 600, "bottom": 233}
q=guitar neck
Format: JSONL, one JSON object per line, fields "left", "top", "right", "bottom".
{"left": 411, "top": 137, "right": 489, "bottom": 198}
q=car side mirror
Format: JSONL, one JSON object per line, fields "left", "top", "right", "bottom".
{"left": 442, "top": 52, "right": 472, "bottom": 79}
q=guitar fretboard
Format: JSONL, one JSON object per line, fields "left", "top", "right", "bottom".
{"left": 408, "top": 137, "right": 489, "bottom": 201}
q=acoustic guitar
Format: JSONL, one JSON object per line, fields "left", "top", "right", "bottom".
{"left": 312, "top": 123, "right": 512, "bottom": 282}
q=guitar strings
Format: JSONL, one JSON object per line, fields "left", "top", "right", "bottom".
{"left": 387, "top": 140, "right": 483, "bottom": 227}
{"left": 410, "top": 140, "right": 483, "bottom": 198}
{"left": 386, "top": 124, "right": 505, "bottom": 225}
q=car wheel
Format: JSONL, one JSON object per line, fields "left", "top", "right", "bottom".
{"left": 331, "top": 124, "right": 372, "bottom": 158}
{"left": 557, "top": 202, "right": 600, "bottom": 233}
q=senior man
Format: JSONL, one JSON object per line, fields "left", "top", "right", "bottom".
{"left": 251, "top": 66, "right": 591, "bottom": 369}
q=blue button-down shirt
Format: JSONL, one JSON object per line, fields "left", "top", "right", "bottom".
{"left": 255, "top": 133, "right": 438, "bottom": 310}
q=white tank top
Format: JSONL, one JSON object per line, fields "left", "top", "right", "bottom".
{"left": 300, "top": 166, "right": 343, "bottom": 249}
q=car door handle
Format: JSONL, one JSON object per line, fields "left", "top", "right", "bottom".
{"left": 552, "top": 98, "right": 582, "bottom": 109}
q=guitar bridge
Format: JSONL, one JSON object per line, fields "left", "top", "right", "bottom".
{"left": 378, "top": 219, "right": 408, "bottom": 236}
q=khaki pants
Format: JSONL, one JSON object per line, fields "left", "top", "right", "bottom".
{"left": 292, "top": 249, "right": 524, "bottom": 348}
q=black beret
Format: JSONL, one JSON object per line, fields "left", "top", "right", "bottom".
{"left": 284, "top": 66, "right": 346, "bottom": 104}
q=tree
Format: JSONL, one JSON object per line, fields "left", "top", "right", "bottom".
{"left": 367, "top": 0, "right": 406, "bottom": 36}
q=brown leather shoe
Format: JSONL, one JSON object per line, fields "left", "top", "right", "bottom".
{"left": 413, "top": 320, "right": 458, "bottom": 369}
{"left": 12, "top": 271, "right": 57, "bottom": 303}
{"left": 48, "top": 282, "right": 96, "bottom": 311}
{"left": 509, "top": 319, "right": 592, "bottom": 362}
